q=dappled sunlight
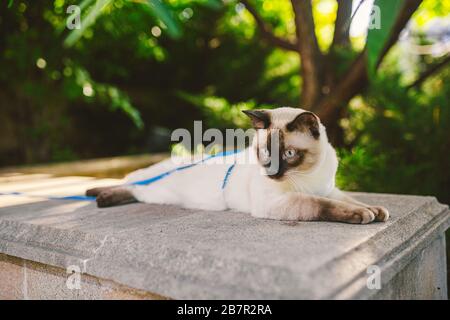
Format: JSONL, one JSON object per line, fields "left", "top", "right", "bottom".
{"left": 0, "top": 173, "right": 122, "bottom": 209}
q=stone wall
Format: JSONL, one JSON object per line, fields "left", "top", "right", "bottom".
{"left": 0, "top": 254, "right": 165, "bottom": 300}
{"left": 0, "top": 188, "right": 449, "bottom": 299}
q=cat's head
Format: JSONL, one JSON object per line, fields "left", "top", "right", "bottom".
{"left": 243, "top": 107, "right": 327, "bottom": 180}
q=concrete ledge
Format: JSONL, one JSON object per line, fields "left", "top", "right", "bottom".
{"left": 0, "top": 253, "right": 165, "bottom": 300}
{"left": 0, "top": 192, "right": 449, "bottom": 299}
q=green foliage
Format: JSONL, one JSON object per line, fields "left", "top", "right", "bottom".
{"left": 64, "top": 63, "right": 143, "bottom": 128}
{"left": 336, "top": 146, "right": 386, "bottom": 192}
{"left": 337, "top": 66, "right": 450, "bottom": 204}
{"left": 146, "top": 0, "right": 182, "bottom": 39}
{"left": 63, "top": 0, "right": 180, "bottom": 46}
{"left": 312, "top": 0, "right": 337, "bottom": 51}
{"left": 366, "top": 0, "right": 404, "bottom": 75}
{"left": 0, "top": 0, "right": 292, "bottom": 165}
{"left": 178, "top": 92, "right": 260, "bottom": 129}
{"left": 414, "top": 0, "right": 450, "bottom": 26}
{"left": 64, "top": 0, "right": 112, "bottom": 47}
{"left": 64, "top": 0, "right": 224, "bottom": 46}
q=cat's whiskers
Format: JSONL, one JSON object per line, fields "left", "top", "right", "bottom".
{"left": 285, "top": 175, "right": 301, "bottom": 192}
{"left": 285, "top": 177, "right": 297, "bottom": 192}
{"left": 287, "top": 170, "right": 313, "bottom": 176}
{"left": 286, "top": 173, "right": 315, "bottom": 194}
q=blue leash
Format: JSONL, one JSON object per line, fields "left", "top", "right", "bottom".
{"left": 0, "top": 150, "right": 241, "bottom": 202}
{"left": 221, "top": 163, "right": 236, "bottom": 190}
{"left": 129, "top": 149, "right": 239, "bottom": 186}
{"left": 0, "top": 191, "right": 97, "bottom": 201}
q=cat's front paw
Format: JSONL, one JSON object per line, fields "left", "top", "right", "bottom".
{"left": 367, "top": 206, "right": 389, "bottom": 222}
{"left": 322, "top": 206, "right": 376, "bottom": 224}
{"left": 349, "top": 207, "right": 375, "bottom": 224}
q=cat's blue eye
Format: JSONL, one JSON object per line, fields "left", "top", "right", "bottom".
{"left": 284, "top": 149, "right": 296, "bottom": 158}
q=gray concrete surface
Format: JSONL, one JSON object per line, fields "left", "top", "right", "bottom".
{"left": 0, "top": 253, "right": 165, "bottom": 299}
{"left": 0, "top": 192, "right": 449, "bottom": 299}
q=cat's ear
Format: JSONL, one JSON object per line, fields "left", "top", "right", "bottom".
{"left": 242, "top": 110, "right": 271, "bottom": 129}
{"left": 286, "top": 112, "right": 320, "bottom": 139}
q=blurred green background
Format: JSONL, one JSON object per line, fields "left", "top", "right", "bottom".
{"left": 0, "top": 0, "right": 449, "bottom": 206}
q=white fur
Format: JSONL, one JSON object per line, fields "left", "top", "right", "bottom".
{"left": 126, "top": 107, "right": 339, "bottom": 219}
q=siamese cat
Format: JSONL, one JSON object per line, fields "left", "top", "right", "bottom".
{"left": 86, "top": 107, "right": 389, "bottom": 224}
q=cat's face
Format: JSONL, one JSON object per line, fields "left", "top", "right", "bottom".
{"left": 243, "top": 107, "right": 325, "bottom": 180}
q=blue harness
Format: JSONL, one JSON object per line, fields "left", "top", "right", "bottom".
{"left": 0, "top": 150, "right": 241, "bottom": 202}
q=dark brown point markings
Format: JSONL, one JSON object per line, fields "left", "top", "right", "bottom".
{"left": 86, "top": 187, "right": 137, "bottom": 207}
{"left": 286, "top": 111, "right": 320, "bottom": 140}
{"left": 243, "top": 109, "right": 320, "bottom": 180}
{"left": 242, "top": 110, "right": 271, "bottom": 129}
{"left": 266, "top": 129, "right": 287, "bottom": 179}
{"left": 265, "top": 130, "right": 308, "bottom": 180}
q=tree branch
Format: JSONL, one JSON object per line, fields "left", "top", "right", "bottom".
{"left": 315, "top": 51, "right": 367, "bottom": 124}
{"left": 375, "top": 0, "right": 423, "bottom": 68}
{"left": 407, "top": 55, "right": 450, "bottom": 90}
{"left": 291, "top": 0, "right": 323, "bottom": 107}
{"left": 315, "top": 0, "right": 423, "bottom": 125}
{"left": 331, "top": 0, "right": 353, "bottom": 50}
{"left": 325, "top": 0, "right": 353, "bottom": 96}
{"left": 241, "top": 0, "right": 298, "bottom": 52}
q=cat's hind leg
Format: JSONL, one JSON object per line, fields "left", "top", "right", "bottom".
{"left": 96, "top": 188, "right": 137, "bottom": 208}
{"left": 86, "top": 186, "right": 115, "bottom": 197}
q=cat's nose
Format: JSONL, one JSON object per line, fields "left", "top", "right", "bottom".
{"left": 265, "top": 163, "right": 284, "bottom": 179}
{"left": 267, "top": 170, "right": 284, "bottom": 179}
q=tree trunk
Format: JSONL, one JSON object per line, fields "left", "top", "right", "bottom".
{"left": 291, "top": 0, "right": 323, "bottom": 108}
{"left": 332, "top": 0, "right": 353, "bottom": 49}
{"left": 244, "top": 0, "right": 423, "bottom": 147}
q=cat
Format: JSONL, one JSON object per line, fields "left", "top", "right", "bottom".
{"left": 86, "top": 107, "right": 389, "bottom": 224}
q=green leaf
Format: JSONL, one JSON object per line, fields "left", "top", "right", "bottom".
{"left": 366, "top": 0, "right": 404, "bottom": 76}
{"left": 146, "top": 0, "right": 182, "bottom": 39}
{"left": 64, "top": 0, "right": 186, "bottom": 47}
{"left": 195, "top": 0, "right": 223, "bottom": 10}
{"left": 7, "top": 0, "right": 13, "bottom": 8}
{"left": 58, "top": 0, "right": 95, "bottom": 34}
{"left": 64, "top": 0, "right": 112, "bottom": 48}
